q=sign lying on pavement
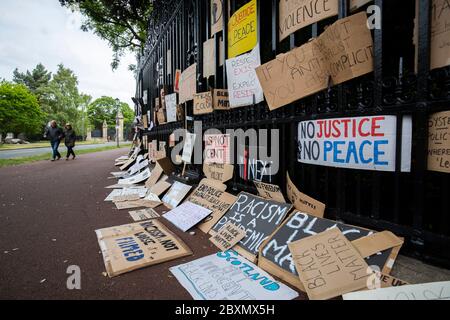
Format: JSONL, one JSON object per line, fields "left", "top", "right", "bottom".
{"left": 119, "top": 168, "right": 151, "bottom": 185}
{"left": 259, "top": 211, "right": 403, "bottom": 291}
{"left": 162, "top": 181, "right": 193, "bottom": 209}
{"left": 95, "top": 220, "right": 192, "bottom": 277}
{"left": 287, "top": 172, "right": 325, "bottom": 218}
{"left": 209, "top": 221, "right": 246, "bottom": 252}
{"left": 211, "top": 192, "right": 292, "bottom": 262}
{"left": 254, "top": 181, "right": 286, "bottom": 203}
{"left": 170, "top": 251, "right": 299, "bottom": 300}
{"left": 163, "top": 202, "right": 212, "bottom": 232}
{"left": 129, "top": 208, "right": 160, "bottom": 221}
{"left": 343, "top": 281, "right": 450, "bottom": 300}
{"left": 289, "top": 228, "right": 370, "bottom": 300}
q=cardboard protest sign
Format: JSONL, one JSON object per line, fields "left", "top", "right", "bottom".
{"left": 145, "top": 164, "right": 163, "bottom": 189}
{"left": 228, "top": 0, "right": 258, "bottom": 58}
{"left": 211, "top": 0, "right": 224, "bottom": 35}
{"left": 257, "top": 12, "right": 374, "bottom": 111}
{"left": 210, "top": 221, "right": 246, "bottom": 251}
{"left": 343, "top": 281, "right": 450, "bottom": 300}
{"left": 287, "top": 172, "right": 325, "bottom": 218}
{"left": 182, "top": 133, "right": 196, "bottom": 163}
{"left": 170, "top": 251, "right": 299, "bottom": 300}
{"left": 144, "top": 192, "right": 161, "bottom": 202}
{"left": 155, "top": 97, "right": 161, "bottom": 110}
{"left": 163, "top": 201, "right": 212, "bottom": 232}
{"left": 115, "top": 199, "right": 161, "bottom": 210}
{"left": 193, "top": 92, "right": 213, "bottom": 115}
{"left": 298, "top": 115, "right": 413, "bottom": 172}
{"left": 185, "top": 180, "right": 237, "bottom": 233}
{"left": 289, "top": 228, "right": 370, "bottom": 300}
{"left": 129, "top": 208, "right": 160, "bottom": 221}
{"left": 105, "top": 187, "right": 147, "bottom": 202}
{"left": 254, "top": 181, "right": 286, "bottom": 203}
{"left": 279, "top": 0, "right": 338, "bottom": 41}
{"left": 211, "top": 192, "right": 292, "bottom": 262}
{"left": 226, "top": 44, "right": 264, "bottom": 108}
{"left": 428, "top": 111, "right": 450, "bottom": 173}
{"left": 127, "top": 158, "right": 149, "bottom": 177}
{"left": 431, "top": 0, "right": 450, "bottom": 70}
{"left": 156, "top": 157, "right": 175, "bottom": 175}
{"left": 165, "top": 93, "right": 178, "bottom": 123}
{"left": 259, "top": 211, "right": 402, "bottom": 291}
{"left": 179, "top": 64, "right": 197, "bottom": 104}
{"left": 349, "top": 0, "right": 372, "bottom": 11}
{"left": 203, "top": 38, "right": 216, "bottom": 78}
{"left": 212, "top": 89, "right": 230, "bottom": 110}
{"left": 203, "top": 163, "right": 234, "bottom": 183}
{"left": 157, "top": 109, "right": 166, "bottom": 125}
{"left": 174, "top": 69, "right": 181, "bottom": 93}
{"left": 95, "top": 220, "right": 192, "bottom": 277}
{"left": 113, "top": 194, "right": 141, "bottom": 202}
{"left": 204, "top": 134, "right": 231, "bottom": 164}
{"left": 162, "top": 181, "right": 193, "bottom": 209}
{"left": 118, "top": 168, "right": 151, "bottom": 185}
{"left": 119, "top": 152, "right": 138, "bottom": 171}
{"left": 150, "top": 179, "right": 172, "bottom": 197}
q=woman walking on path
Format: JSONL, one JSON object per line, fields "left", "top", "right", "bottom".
{"left": 44, "top": 120, "right": 63, "bottom": 161}
{"left": 64, "top": 123, "right": 76, "bottom": 160}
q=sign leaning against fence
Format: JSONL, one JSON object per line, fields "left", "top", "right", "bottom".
{"left": 228, "top": 0, "right": 258, "bottom": 58}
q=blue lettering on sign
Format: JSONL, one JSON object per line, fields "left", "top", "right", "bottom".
{"left": 324, "top": 141, "right": 333, "bottom": 161}
{"left": 374, "top": 140, "right": 389, "bottom": 165}
{"left": 116, "top": 237, "right": 144, "bottom": 262}
{"left": 333, "top": 141, "right": 345, "bottom": 163}
{"left": 359, "top": 140, "right": 373, "bottom": 164}
{"left": 216, "top": 250, "right": 280, "bottom": 291}
{"left": 346, "top": 141, "right": 359, "bottom": 164}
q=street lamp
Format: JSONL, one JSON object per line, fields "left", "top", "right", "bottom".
{"left": 116, "top": 99, "right": 120, "bottom": 148}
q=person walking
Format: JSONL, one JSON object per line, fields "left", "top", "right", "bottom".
{"left": 64, "top": 123, "right": 76, "bottom": 160}
{"left": 44, "top": 120, "right": 63, "bottom": 161}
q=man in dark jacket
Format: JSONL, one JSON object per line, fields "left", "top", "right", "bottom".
{"left": 64, "top": 123, "right": 76, "bottom": 160}
{"left": 44, "top": 120, "right": 63, "bottom": 161}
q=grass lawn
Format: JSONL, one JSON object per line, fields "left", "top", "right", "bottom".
{"left": 0, "top": 144, "right": 131, "bottom": 168}
{"left": 0, "top": 140, "right": 109, "bottom": 150}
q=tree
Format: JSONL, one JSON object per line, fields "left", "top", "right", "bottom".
{"left": 13, "top": 63, "right": 52, "bottom": 103}
{"left": 39, "top": 64, "right": 83, "bottom": 131}
{"left": 60, "top": 0, "right": 153, "bottom": 70}
{"left": 87, "top": 96, "right": 134, "bottom": 130}
{"left": 0, "top": 81, "right": 44, "bottom": 137}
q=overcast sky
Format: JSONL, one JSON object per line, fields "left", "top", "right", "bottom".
{"left": 0, "top": 0, "right": 136, "bottom": 105}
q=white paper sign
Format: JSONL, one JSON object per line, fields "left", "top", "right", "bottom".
{"left": 182, "top": 133, "right": 196, "bottom": 164}
{"left": 163, "top": 201, "right": 212, "bottom": 232}
{"left": 104, "top": 187, "right": 148, "bottom": 202}
{"left": 118, "top": 168, "right": 151, "bottom": 185}
{"left": 165, "top": 93, "right": 178, "bottom": 123}
{"left": 298, "top": 115, "right": 412, "bottom": 172}
{"left": 127, "top": 159, "right": 149, "bottom": 177}
{"left": 162, "top": 181, "right": 193, "bottom": 209}
{"left": 343, "top": 281, "right": 450, "bottom": 300}
{"left": 226, "top": 44, "right": 264, "bottom": 108}
{"left": 170, "top": 250, "right": 299, "bottom": 300}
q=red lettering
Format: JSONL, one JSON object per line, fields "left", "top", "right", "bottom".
{"left": 371, "top": 117, "right": 385, "bottom": 137}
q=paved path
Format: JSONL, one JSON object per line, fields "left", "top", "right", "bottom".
{"left": 0, "top": 142, "right": 122, "bottom": 159}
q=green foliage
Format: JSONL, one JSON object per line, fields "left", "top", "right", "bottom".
{"left": 13, "top": 63, "right": 52, "bottom": 103}
{"left": 60, "top": 0, "right": 153, "bottom": 70}
{"left": 87, "top": 96, "right": 134, "bottom": 130}
{"left": 0, "top": 81, "right": 44, "bottom": 136}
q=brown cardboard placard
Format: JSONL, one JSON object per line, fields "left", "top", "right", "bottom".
{"left": 211, "top": 0, "right": 224, "bottom": 35}
{"left": 279, "top": 0, "right": 338, "bottom": 41}
{"left": 157, "top": 109, "right": 166, "bottom": 125}
{"left": 113, "top": 194, "right": 141, "bottom": 203}
{"left": 287, "top": 172, "right": 325, "bottom": 218}
{"left": 145, "top": 163, "right": 164, "bottom": 189}
{"left": 150, "top": 179, "right": 172, "bottom": 197}
{"left": 254, "top": 181, "right": 286, "bottom": 203}
{"left": 129, "top": 208, "right": 160, "bottom": 221}
{"left": 186, "top": 180, "right": 237, "bottom": 233}
{"left": 289, "top": 228, "right": 370, "bottom": 300}
{"left": 203, "top": 163, "right": 234, "bottom": 183}
{"left": 374, "top": 272, "right": 409, "bottom": 289}
{"left": 209, "top": 221, "right": 246, "bottom": 252}
{"left": 156, "top": 157, "right": 175, "bottom": 175}
{"left": 193, "top": 91, "right": 214, "bottom": 115}
{"left": 427, "top": 110, "right": 450, "bottom": 173}
{"left": 352, "top": 231, "right": 404, "bottom": 258}
{"left": 179, "top": 63, "right": 197, "bottom": 104}
{"left": 203, "top": 38, "right": 216, "bottom": 78}
{"left": 431, "top": 0, "right": 450, "bottom": 70}
{"left": 95, "top": 220, "right": 192, "bottom": 277}
{"left": 257, "top": 12, "right": 373, "bottom": 111}
{"left": 115, "top": 199, "right": 161, "bottom": 210}
{"left": 212, "top": 89, "right": 230, "bottom": 110}
{"left": 174, "top": 69, "right": 181, "bottom": 93}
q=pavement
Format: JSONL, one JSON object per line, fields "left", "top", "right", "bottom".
{"left": 0, "top": 148, "right": 448, "bottom": 300}
{"left": 0, "top": 142, "right": 122, "bottom": 159}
